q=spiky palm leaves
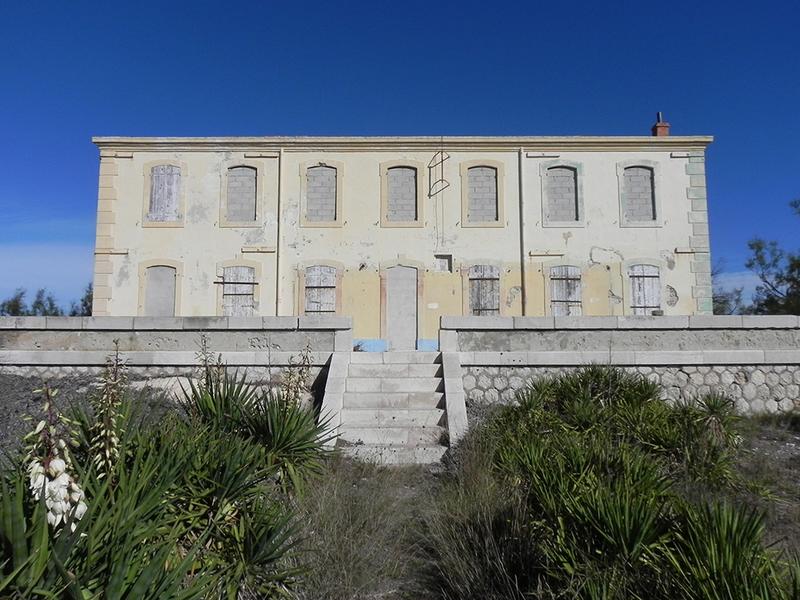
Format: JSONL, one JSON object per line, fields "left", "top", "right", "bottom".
{"left": 427, "top": 365, "right": 798, "bottom": 599}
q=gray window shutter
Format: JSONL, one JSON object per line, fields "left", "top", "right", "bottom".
{"left": 226, "top": 166, "right": 257, "bottom": 222}
{"left": 305, "top": 265, "right": 337, "bottom": 313}
{"left": 545, "top": 166, "right": 579, "bottom": 222}
{"left": 630, "top": 264, "right": 661, "bottom": 315}
{"left": 550, "top": 265, "right": 582, "bottom": 316}
{"left": 622, "top": 167, "right": 656, "bottom": 222}
{"left": 468, "top": 265, "right": 500, "bottom": 315}
{"left": 467, "top": 167, "right": 498, "bottom": 222}
{"left": 386, "top": 167, "right": 417, "bottom": 222}
{"left": 306, "top": 166, "right": 337, "bottom": 222}
{"left": 222, "top": 266, "right": 256, "bottom": 316}
{"left": 144, "top": 266, "right": 176, "bottom": 316}
{"left": 148, "top": 165, "right": 181, "bottom": 221}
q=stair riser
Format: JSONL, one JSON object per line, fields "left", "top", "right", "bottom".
{"left": 350, "top": 352, "right": 441, "bottom": 364}
{"left": 341, "top": 445, "right": 447, "bottom": 465}
{"left": 339, "top": 427, "right": 443, "bottom": 446}
{"left": 343, "top": 392, "right": 443, "bottom": 409}
{"left": 341, "top": 409, "right": 444, "bottom": 427}
{"left": 345, "top": 378, "right": 442, "bottom": 393}
{"left": 348, "top": 364, "right": 442, "bottom": 378}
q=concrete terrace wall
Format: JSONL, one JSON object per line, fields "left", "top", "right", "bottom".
{"left": 0, "top": 316, "right": 352, "bottom": 451}
{"left": 440, "top": 315, "right": 800, "bottom": 419}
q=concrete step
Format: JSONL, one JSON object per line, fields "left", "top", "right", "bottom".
{"left": 341, "top": 408, "right": 445, "bottom": 427}
{"left": 348, "top": 363, "right": 442, "bottom": 378}
{"left": 345, "top": 377, "right": 443, "bottom": 393}
{"left": 340, "top": 444, "right": 447, "bottom": 465}
{"left": 338, "top": 425, "right": 444, "bottom": 446}
{"left": 343, "top": 392, "right": 444, "bottom": 409}
{"left": 350, "top": 351, "right": 441, "bottom": 364}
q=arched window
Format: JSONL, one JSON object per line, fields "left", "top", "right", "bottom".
{"left": 545, "top": 166, "right": 579, "bottom": 222}
{"left": 622, "top": 166, "right": 656, "bottom": 222}
{"left": 147, "top": 165, "right": 181, "bottom": 222}
{"left": 386, "top": 166, "right": 418, "bottom": 222}
{"left": 226, "top": 166, "right": 257, "bottom": 222}
{"left": 221, "top": 266, "right": 256, "bottom": 316}
{"left": 305, "top": 165, "right": 337, "bottom": 222}
{"left": 304, "top": 265, "right": 337, "bottom": 314}
{"left": 550, "top": 266, "right": 582, "bottom": 316}
{"left": 143, "top": 265, "right": 176, "bottom": 316}
{"left": 467, "top": 166, "right": 498, "bottom": 223}
{"left": 468, "top": 265, "right": 500, "bottom": 315}
{"left": 629, "top": 264, "right": 661, "bottom": 315}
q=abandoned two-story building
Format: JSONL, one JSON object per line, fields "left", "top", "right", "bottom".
{"left": 91, "top": 118, "right": 713, "bottom": 350}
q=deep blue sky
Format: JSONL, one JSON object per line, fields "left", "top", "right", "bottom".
{"left": 1, "top": 0, "right": 798, "bottom": 305}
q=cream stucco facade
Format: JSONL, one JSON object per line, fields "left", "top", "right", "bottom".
{"left": 92, "top": 133, "right": 713, "bottom": 351}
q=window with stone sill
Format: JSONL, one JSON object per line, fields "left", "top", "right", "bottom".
{"left": 466, "top": 166, "right": 498, "bottom": 223}
{"left": 544, "top": 166, "right": 580, "bottom": 223}
{"left": 468, "top": 264, "right": 500, "bottom": 315}
{"left": 221, "top": 266, "right": 257, "bottom": 317}
{"left": 147, "top": 165, "right": 181, "bottom": 222}
{"left": 226, "top": 166, "right": 257, "bottom": 222}
{"left": 629, "top": 264, "right": 661, "bottom": 315}
{"left": 550, "top": 265, "right": 582, "bottom": 316}
{"left": 305, "top": 165, "right": 337, "bottom": 222}
{"left": 385, "top": 166, "right": 418, "bottom": 222}
{"left": 304, "top": 265, "right": 337, "bottom": 314}
{"left": 621, "top": 166, "right": 656, "bottom": 222}
{"left": 143, "top": 265, "right": 177, "bottom": 316}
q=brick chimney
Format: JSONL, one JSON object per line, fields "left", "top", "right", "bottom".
{"left": 651, "top": 112, "right": 670, "bottom": 136}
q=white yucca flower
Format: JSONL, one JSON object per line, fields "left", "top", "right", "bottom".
{"left": 25, "top": 386, "right": 88, "bottom": 533}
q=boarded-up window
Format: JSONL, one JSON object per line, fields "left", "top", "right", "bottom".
{"left": 143, "top": 265, "right": 176, "bottom": 316}
{"left": 148, "top": 165, "right": 181, "bottom": 222}
{"left": 629, "top": 264, "right": 661, "bottom": 315}
{"left": 622, "top": 166, "right": 656, "bottom": 222}
{"left": 226, "top": 166, "right": 257, "bottom": 222}
{"left": 468, "top": 265, "right": 500, "bottom": 315}
{"left": 467, "top": 166, "right": 498, "bottom": 223}
{"left": 550, "top": 265, "right": 582, "bottom": 316}
{"left": 305, "top": 265, "right": 337, "bottom": 314}
{"left": 386, "top": 167, "right": 417, "bottom": 222}
{"left": 222, "top": 266, "right": 256, "bottom": 317}
{"left": 306, "top": 166, "right": 337, "bottom": 222}
{"left": 545, "top": 166, "right": 579, "bottom": 222}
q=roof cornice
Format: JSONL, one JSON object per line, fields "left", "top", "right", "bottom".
{"left": 92, "top": 135, "right": 713, "bottom": 153}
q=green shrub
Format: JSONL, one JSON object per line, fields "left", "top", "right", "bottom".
{"left": 2, "top": 358, "right": 334, "bottom": 598}
{"left": 424, "top": 365, "right": 797, "bottom": 599}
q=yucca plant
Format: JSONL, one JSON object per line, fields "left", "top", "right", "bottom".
{"left": 89, "top": 340, "right": 127, "bottom": 481}
{"left": 1, "top": 436, "right": 214, "bottom": 599}
{"left": 242, "top": 389, "right": 335, "bottom": 494}
{"left": 208, "top": 496, "right": 301, "bottom": 599}
{"left": 179, "top": 369, "right": 259, "bottom": 433}
{"left": 663, "top": 502, "right": 789, "bottom": 599}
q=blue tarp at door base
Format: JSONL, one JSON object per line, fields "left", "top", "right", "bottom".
{"left": 352, "top": 339, "right": 439, "bottom": 352}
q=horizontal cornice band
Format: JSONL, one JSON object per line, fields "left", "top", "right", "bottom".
{"left": 92, "top": 135, "right": 714, "bottom": 153}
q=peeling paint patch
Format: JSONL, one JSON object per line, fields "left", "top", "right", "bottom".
{"left": 115, "top": 256, "right": 131, "bottom": 286}
{"left": 660, "top": 250, "right": 676, "bottom": 270}
{"left": 506, "top": 286, "right": 521, "bottom": 307}
{"left": 243, "top": 228, "right": 266, "bottom": 244}
{"left": 666, "top": 285, "right": 679, "bottom": 306}
{"left": 589, "top": 246, "right": 624, "bottom": 266}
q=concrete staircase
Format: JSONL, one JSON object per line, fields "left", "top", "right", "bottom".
{"left": 338, "top": 352, "right": 448, "bottom": 464}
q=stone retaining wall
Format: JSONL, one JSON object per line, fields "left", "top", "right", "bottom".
{"left": 0, "top": 316, "right": 352, "bottom": 452}
{"left": 440, "top": 315, "right": 800, "bottom": 420}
